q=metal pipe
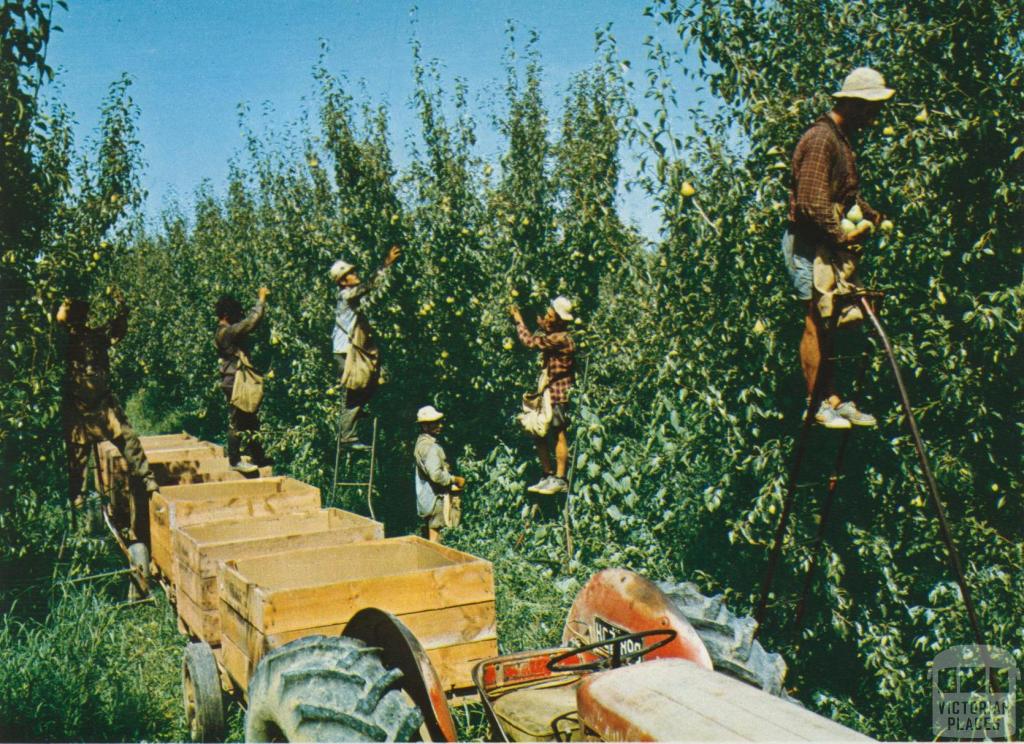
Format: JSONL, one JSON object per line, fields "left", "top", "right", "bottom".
{"left": 367, "top": 417, "right": 378, "bottom": 520}
{"left": 859, "top": 295, "right": 986, "bottom": 650}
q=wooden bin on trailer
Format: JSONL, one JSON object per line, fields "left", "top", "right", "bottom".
{"left": 217, "top": 536, "right": 498, "bottom": 695}
{"left": 150, "top": 477, "right": 321, "bottom": 585}
{"left": 97, "top": 437, "right": 225, "bottom": 494}
{"left": 173, "top": 508, "right": 384, "bottom": 644}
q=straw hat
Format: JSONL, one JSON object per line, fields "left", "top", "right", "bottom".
{"left": 551, "top": 296, "right": 574, "bottom": 321}
{"left": 329, "top": 259, "right": 355, "bottom": 281}
{"left": 416, "top": 405, "right": 445, "bottom": 423}
{"left": 833, "top": 67, "right": 894, "bottom": 101}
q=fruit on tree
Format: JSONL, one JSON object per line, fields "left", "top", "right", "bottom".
{"left": 879, "top": 219, "right": 894, "bottom": 233}
{"left": 680, "top": 181, "right": 696, "bottom": 197}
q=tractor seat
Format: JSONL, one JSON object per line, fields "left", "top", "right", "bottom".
{"left": 492, "top": 682, "right": 580, "bottom": 742}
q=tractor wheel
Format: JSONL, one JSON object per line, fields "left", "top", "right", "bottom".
{"left": 182, "top": 641, "right": 226, "bottom": 742}
{"left": 245, "top": 635, "right": 423, "bottom": 742}
{"left": 657, "top": 580, "right": 795, "bottom": 700}
{"left": 127, "top": 542, "right": 150, "bottom": 600}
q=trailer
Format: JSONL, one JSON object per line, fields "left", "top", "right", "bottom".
{"left": 97, "top": 433, "right": 495, "bottom": 742}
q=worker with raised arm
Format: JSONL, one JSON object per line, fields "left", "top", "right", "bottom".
{"left": 57, "top": 290, "right": 158, "bottom": 542}
{"left": 215, "top": 287, "right": 272, "bottom": 473}
{"left": 510, "top": 296, "right": 576, "bottom": 494}
{"left": 782, "top": 67, "right": 893, "bottom": 429}
{"left": 414, "top": 406, "right": 465, "bottom": 543}
{"left": 330, "top": 245, "right": 401, "bottom": 449}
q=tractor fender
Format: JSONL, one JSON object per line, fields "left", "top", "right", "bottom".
{"left": 562, "top": 568, "right": 713, "bottom": 670}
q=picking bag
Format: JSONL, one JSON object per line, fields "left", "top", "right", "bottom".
{"left": 230, "top": 350, "right": 264, "bottom": 413}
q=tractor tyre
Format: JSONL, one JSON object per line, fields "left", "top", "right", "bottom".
{"left": 657, "top": 580, "right": 794, "bottom": 700}
{"left": 244, "top": 635, "right": 424, "bottom": 742}
{"left": 182, "top": 641, "right": 226, "bottom": 742}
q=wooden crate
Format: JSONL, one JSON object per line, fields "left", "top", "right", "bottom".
{"left": 218, "top": 537, "right": 497, "bottom": 692}
{"left": 96, "top": 434, "right": 198, "bottom": 490}
{"left": 98, "top": 440, "right": 225, "bottom": 496}
{"left": 173, "top": 509, "right": 384, "bottom": 644}
{"left": 150, "top": 477, "right": 321, "bottom": 585}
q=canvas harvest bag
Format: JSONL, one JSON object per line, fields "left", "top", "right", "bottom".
{"left": 230, "top": 349, "right": 264, "bottom": 413}
{"left": 517, "top": 369, "right": 553, "bottom": 437}
{"left": 340, "top": 316, "right": 380, "bottom": 391}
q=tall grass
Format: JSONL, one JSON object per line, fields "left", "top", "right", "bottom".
{"left": 0, "top": 581, "right": 188, "bottom": 742}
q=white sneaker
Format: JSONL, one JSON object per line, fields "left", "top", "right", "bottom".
{"left": 815, "top": 401, "right": 852, "bottom": 429}
{"left": 528, "top": 476, "right": 559, "bottom": 495}
{"left": 835, "top": 401, "right": 877, "bottom": 427}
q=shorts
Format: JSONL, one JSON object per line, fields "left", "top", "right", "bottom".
{"left": 551, "top": 403, "right": 570, "bottom": 431}
{"left": 781, "top": 230, "right": 813, "bottom": 301}
{"left": 424, "top": 493, "right": 461, "bottom": 530}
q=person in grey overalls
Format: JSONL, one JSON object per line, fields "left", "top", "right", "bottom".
{"left": 414, "top": 405, "right": 465, "bottom": 543}
{"left": 330, "top": 245, "right": 400, "bottom": 448}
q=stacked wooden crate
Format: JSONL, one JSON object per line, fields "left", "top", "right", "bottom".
{"left": 100, "top": 430, "right": 500, "bottom": 700}
{"left": 149, "top": 477, "right": 321, "bottom": 585}
{"left": 217, "top": 536, "right": 498, "bottom": 693}
{"left": 172, "top": 509, "right": 384, "bottom": 645}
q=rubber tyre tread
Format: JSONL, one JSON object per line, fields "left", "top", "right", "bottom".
{"left": 245, "top": 634, "right": 424, "bottom": 742}
{"left": 657, "top": 580, "right": 795, "bottom": 700}
{"left": 183, "top": 642, "right": 226, "bottom": 742}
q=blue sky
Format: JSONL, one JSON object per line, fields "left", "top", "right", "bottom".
{"left": 46, "top": 1, "right": 709, "bottom": 238}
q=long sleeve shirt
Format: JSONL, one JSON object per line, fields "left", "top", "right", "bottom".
{"left": 515, "top": 321, "right": 576, "bottom": 405}
{"left": 215, "top": 301, "right": 265, "bottom": 394}
{"left": 788, "top": 115, "right": 881, "bottom": 254}
{"left": 332, "top": 268, "right": 386, "bottom": 355}
{"left": 414, "top": 432, "right": 453, "bottom": 518}
{"left": 63, "top": 303, "right": 128, "bottom": 402}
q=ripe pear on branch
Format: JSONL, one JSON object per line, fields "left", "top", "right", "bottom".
{"left": 679, "top": 180, "right": 719, "bottom": 234}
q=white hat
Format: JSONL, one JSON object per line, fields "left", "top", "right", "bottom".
{"left": 833, "top": 67, "right": 894, "bottom": 102}
{"left": 416, "top": 405, "right": 445, "bottom": 423}
{"left": 551, "top": 296, "right": 574, "bottom": 321}
{"left": 329, "top": 259, "right": 355, "bottom": 281}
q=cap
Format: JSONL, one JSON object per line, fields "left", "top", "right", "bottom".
{"left": 416, "top": 405, "right": 445, "bottom": 423}
{"left": 551, "top": 296, "right": 574, "bottom": 321}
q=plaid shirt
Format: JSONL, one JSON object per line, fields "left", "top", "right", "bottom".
{"left": 788, "top": 115, "right": 881, "bottom": 252}
{"left": 516, "top": 321, "right": 575, "bottom": 404}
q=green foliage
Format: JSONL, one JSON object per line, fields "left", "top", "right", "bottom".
{"left": 2, "top": 2, "right": 1021, "bottom": 740}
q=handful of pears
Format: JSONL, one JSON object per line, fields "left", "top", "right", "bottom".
{"left": 839, "top": 203, "right": 874, "bottom": 236}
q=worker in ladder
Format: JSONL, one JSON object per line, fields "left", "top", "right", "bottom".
{"left": 56, "top": 291, "right": 159, "bottom": 542}
{"left": 510, "top": 296, "right": 577, "bottom": 494}
{"left": 330, "top": 245, "right": 401, "bottom": 449}
{"left": 781, "top": 66, "right": 894, "bottom": 428}
{"left": 215, "top": 288, "right": 273, "bottom": 474}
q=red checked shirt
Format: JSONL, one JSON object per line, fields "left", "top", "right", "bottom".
{"left": 788, "top": 115, "right": 881, "bottom": 252}
{"left": 515, "top": 321, "right": 575, "bottom": 405}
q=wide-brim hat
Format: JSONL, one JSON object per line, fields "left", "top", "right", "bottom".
{"left": 416, "top": 405, "right": 445, "bottom": 423}
{"left": 551, "top": 295, "right": 574, "bottom": 321}
{"left": 329, "top": 259, "right": 355, "bottom": 281}
{"left": 833, "top": 67, "right": 894, "bottom": 101}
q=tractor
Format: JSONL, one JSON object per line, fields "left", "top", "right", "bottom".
{"left": 235, "top": 568, "right": 867, "bottom": 742}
